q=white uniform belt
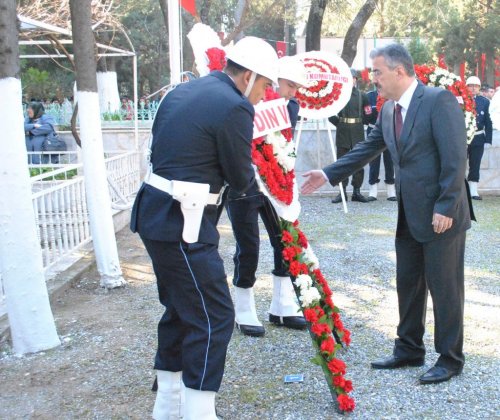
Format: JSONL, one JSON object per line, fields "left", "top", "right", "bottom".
{"left": 474, "top": 129, "right": 485, "bottom": 136}
{"left": 145, "top": 173, "right": 221, "bottom": 205}
{"left": 368, "top": 123, "right": 376, "bottom": 128}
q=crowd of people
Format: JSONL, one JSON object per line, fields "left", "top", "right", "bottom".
{"left": 128, "top": 36, "right": 498, "bottom": 420}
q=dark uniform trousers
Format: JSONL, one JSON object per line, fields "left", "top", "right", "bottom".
{"left": 467, "top": 95, "right": 492, "bottom": 182}
{"left": 226, "top": 187, "right": 287, "bottom": 288}
{"left": 394, "top": 202, "right": 465, "bottom": 371}
{"left": 368, "top": 149, "right": 395, "bottom": 185}
{"left": 467, "top": 134, "right": 486, "bottom": 182}
{"left": 225, "top": 98, "right": 299, "bottom": 289}
{"left": 141, "top": 237, "right": 234, "bottom": 392}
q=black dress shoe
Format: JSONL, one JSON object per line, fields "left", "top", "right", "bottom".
{"left": 366, "top": 196, "right": 377, "bottom": 202}
{"left": 371, "top": 355, "right": 425, "bottom": 369}
{"left": 331, "top": 193, "right": 344, "bottom": 203}
{"left": 419, "top": 365, "right": 461, "bottom": 384}
{"left": 269, "top": 314, "right": 307, "bottom": 330}
{"left": 236, "top": 322, "right": 265, "bottom": 337}
{"left": 387, "top": 196, "right": 397, "bottom": 201}
{"left": 472, "top": 195, "right": 482, "bottom": 200}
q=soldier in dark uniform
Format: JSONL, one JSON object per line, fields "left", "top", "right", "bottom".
{"left": 365, "top": 88, "right": 397, "bottom": 201}
{"left": 466, "top": 76, "right": 493, "bottom": 200}
{"left": 329, "top": 69, "right": 372, "bottom": 203}
{"left": 226, "top": 56, "right": 308, "bottom": 338}
{"left": 130, "top": 37, "right": 279, "bottom": 420}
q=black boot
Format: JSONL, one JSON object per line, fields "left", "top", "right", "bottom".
{"left": 351, "top": 188, "right": 369, "bottom": 203}
{"left": 331, "top": 188, "right": 346, "bottom": 203}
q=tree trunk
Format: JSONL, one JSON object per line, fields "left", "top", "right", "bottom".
{"left": 341, "top": 0, "right": 378, "bottom": 67}
{"left": 0, "top": 0, "right": 60, "bottom": 355}
{"left": 69, "top": 0, "right": 125, "bottom": 288}
{"left": 305, "top": 0, "right": 329, "bottom": 52}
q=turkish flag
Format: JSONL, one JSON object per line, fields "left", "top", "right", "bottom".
{"left": 276, "top": 41, "right": 287, "bottom": 58}
{"left": 180, "top": 0, "right": 197, "bottom": 17}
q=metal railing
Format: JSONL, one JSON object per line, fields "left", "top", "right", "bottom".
{"left": 0, "top": 151, "right": 142, "bottom": 318}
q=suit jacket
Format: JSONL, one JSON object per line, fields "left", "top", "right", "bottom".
{"left": 130, "top": 71, "right": 255, "bottom": 245}
{"left": 323, "top": 81, "right": 472, "bottom": 242}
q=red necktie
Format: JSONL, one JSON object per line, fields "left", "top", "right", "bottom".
{"left": 394, "top": 103, "right": 403, "bottom": 143}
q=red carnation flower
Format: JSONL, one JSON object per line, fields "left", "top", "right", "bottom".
{"left": 327, "top": 358, "right": 346, "bottom": 375}
{"left": 338, "top": 394, "right": 355, "bottom": 412}
{"left": 320, "top": 336, "right": 335, "bottom": 354}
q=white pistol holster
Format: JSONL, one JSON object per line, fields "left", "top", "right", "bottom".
{"left": 171, "top": 180, "right": 210, "bottom": 244}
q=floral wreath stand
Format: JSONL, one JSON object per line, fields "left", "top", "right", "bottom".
{"left": 294, "top": 117, "right": 349, "bottom": 213}
{"left": 252, "top": 92, "right": 356, "bottom": 413}
{"left": 294, "top": 51, "right": 355, "bottom": 214}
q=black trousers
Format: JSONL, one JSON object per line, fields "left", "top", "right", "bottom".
{"left": 467, "top": 135, "right": 485, "bottom": 182}
{"left": 225, "top": 192, "right": 287, "bottom": 289}
{"left": 337, "top": 146, "right": 364, "bottom": 189}
{"left": 140, "top": 237, "right": 234, "bottom": 392}
{"left": 368, "top": 149, "right": 395, "bottom": 185}
{"left": 393, "top": 204, "right": 465, "bottom": 371}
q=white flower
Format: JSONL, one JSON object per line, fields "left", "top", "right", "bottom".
{"left": 294, "top": 274, "right": 312, "bottom": 290}
{"left": 429, "top": 74, "right": 437, "bottom": 82}
{"left": 299, "top": 286, "right": 321, "bottom": 307}
{"left": 303, "top": 244, "right": 320, "bottom": 269}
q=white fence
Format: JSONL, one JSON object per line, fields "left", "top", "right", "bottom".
{"left": 0, "top": 151, "right": 142, "bottom": 318}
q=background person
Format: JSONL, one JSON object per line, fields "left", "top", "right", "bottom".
{"left": 226, "top": 55, "right": 308, "bottom": 337}
{"left": 301, "top": 43, "right": 473, "bottom": 385}
{"left": 465, "top": 76, "right": 493, "bottom": 200}
{"left": 328, "top": 69, "right": 372, "bottom": 203}
{"left": 365, "top": 87, "right": 396, "bottom": 201}
{"left": 24, "top": 101, "right": 56, "bottom": 165}
{"left": 130, "top": 37, "right": 279, "bottom": 419}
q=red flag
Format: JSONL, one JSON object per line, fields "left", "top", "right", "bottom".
{"left": 438, "top": 54, "right": 447, "bottom": 69}
{"left": 276, "top": 41, "right": 287, "bottom": 58}
{"left": 459, "top": 62, "right": 466, "bottom": 82}
{"left": 180, "top": 0, "right": 197, "bottom": 17}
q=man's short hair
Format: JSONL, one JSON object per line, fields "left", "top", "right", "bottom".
{"left": 224, "top": 59, "right": 264, "bottom": 80}
{"left": 370, "top": 44, "right": 415, "bottom": 77}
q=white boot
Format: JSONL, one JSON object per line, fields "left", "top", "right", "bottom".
{"left": 184, "top": 388, "right": 218, "bottom": 420}
{"left": 152, "top": 370, "right": 185, "bottom": 419}
{"left": 268, "top": 275, "right": 306, "bottom": 329}
{"left": 386, "top": 183, "right": 396, "bottom": 201}
{"left": 369, "top": 183, "right": 378, "bottom": 198}
{"left": 234, "top": 286, "right": 264, "bottom": 336}
{"left": 469, "top": 181, "right": 481, "bottom": 199}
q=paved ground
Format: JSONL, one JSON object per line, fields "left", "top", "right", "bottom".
{"left": 0, "top": 195, "right": 499, "bottom": 419}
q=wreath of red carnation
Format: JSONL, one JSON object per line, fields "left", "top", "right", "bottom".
{"left": 280, "top": 219, "right": 355, "bottom": 412}
{"left": 252, "top": 88, "right": 295, "bottom": 205}
{"left": 295, "top": 58, "right": 343, "bottom": 110}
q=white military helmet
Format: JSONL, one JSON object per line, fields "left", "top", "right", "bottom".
{"left": 466, "top": 76, "right": 481, "bottom": 86}
{"left": 278, "top": 56, "right": 309, "bottom": 87}
{"left": 226, "top": 36, "right": 279, "bottom": 85}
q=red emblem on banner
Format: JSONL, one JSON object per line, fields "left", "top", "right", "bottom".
{"left": 276, "top": 41, "right": 287, "bottom": 58}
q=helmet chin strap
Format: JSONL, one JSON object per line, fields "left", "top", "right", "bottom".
{"left": 244, "top": 71, "right": 257, "bottom": 98}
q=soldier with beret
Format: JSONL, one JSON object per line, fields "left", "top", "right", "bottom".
{"left": 329, "top": 69, "right": 372, "bottom": 203}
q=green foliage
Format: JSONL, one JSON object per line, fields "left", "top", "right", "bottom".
{"left": 102, "top": 111, "right": 124, "bottom": 121}
{"left": 407, "top": 37, "right": 432, "bottom": 65}
{"left": 29, "top": 167, "right": 78, "bottom": 180}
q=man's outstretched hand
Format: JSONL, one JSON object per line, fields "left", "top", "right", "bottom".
{"left": 300, "top": 170, "right": 328, "bottom": 194}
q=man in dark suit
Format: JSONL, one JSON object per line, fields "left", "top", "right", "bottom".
{"left": 130, "top": 37, "right": 279, "bottom": 419}
{"left": 301, "top": 44, "right": 472, "bottom": 385}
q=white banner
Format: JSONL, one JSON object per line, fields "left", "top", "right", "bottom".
{"left": 253, "top": 98, "right": 291, "bottom": 139}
